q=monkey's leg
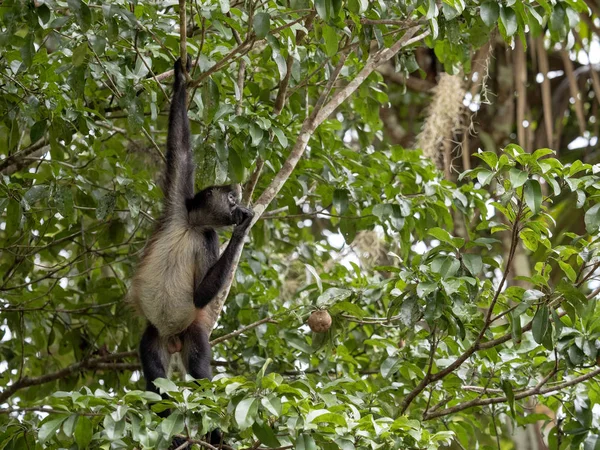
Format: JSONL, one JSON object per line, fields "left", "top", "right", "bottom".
{"left": 182, "top": 322, "right": 225, "bottom": 447}
{"left": 139, "top": 323, "right": 170, "bottom": 397}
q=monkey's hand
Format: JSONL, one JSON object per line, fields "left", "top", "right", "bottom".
{"left": 174, "top": 56, "right": 192, "bottom": 85}
{"left": 232, "top": 206, "right": 254, "bottom": 235}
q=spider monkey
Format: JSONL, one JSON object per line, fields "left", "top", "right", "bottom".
{"left": 128, "top": 57, "right": 253, "bottom": 446}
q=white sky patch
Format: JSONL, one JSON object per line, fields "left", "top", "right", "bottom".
{"left": 568, "top": 135, "right": 594, "bottom": 150}
{"left": 326, "top": 231, "right": 345, "bottom": 250}
{"left": 412, "top": 241, "right": 428, "bottom": 255}
{"left": 343, "top": 128, "right": 359, "bottom": 143}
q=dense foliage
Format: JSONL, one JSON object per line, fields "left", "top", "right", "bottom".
{"left": 1, "top": 0, "right": 599, "bottom": 449}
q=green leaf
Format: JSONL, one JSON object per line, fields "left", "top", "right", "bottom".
{"left": 381, "top": 356, "right": 401, "bottom": 378}
{"left": 532, "top": 305, "right": 549, "bottom": 344}
{"left": 306, "top": 410, "right": 347, "bottom": 426}
{"left": 558, "top": 261, "right": 576, "bottom": 283}
{"left": 480, "top": 1, "right": 500, "bottom": 27}
{"left": 55, "top": 185, "right": 75, "bottom": 223}
{"left": 253, "top": 12, "right": 270, "bottom": 38}
{"left": 261, "top": 396, "right": 282, "bottom": 417}
{"left": 235, "top": 397, "right": 258, "bottom": 430}
{"left": 524, "top": 179, "right": 542, "bottom": 215}
{"left": 96, "top": 192, "right": 116, "bottom": 220}
{"left": 30, "top": 120, "right": 47, "bottom": 143}
{"left": 549, "top": 3, "right": 566, "bottom": 33}
{"left": 296, "top": 433, "right": 317, "bottom": 450}
{"left": 37, "top": 4, "right": 51, "bottom": 23}
{"left": 38, "top": 416, "right": 69, "bottom": 444}
{"left": 317, "top": 287, "right": 352, "bottom": 306}
{"left": 5, "top": 200, "right": 22, "bottom": 238}
{"left": 333, "top": 189, "right": 349, "bottom": 214}
{"left": 74, "top": 416, "right": 93, "bottom": 450}
{"left": 272, "top": 127, "right": 288, "bottom": 147}
{"left": 229, "top": 147, "right": 245, "bottom": 183}
{"left": 477, "top": 170, "right": 494, "bottom": 186}
{"left": 249, "top": 123, "right": 264, "bottom": 147}
{"left": 305, "top": 264, "right": 323, "bottom": 293}
{"left": 315, "top": 0, "right": 330, "bottom": 20}
{"left": 38, "top": 416, "right": 68, "bottom": 443}
{"left": 219, "top": 0, "right": 230, "bottom": 13}
{"left": 428, "top": 227, "right": 453, "bottom": 244}
{"left": 67, "top": 0, "right": 92, "bottom": 32}
{"left": 202, "top": 78, "right": 220, "bottom": 123}
{"left": 340, "top": 218, "right": 357, "bottom": 244}
{"left": 20, "top": 33, "right": 35, "bottom": 67}
{"left": 510, "top": 312, "right": 522, "bottom": 344}
{"left": 442, "top": 3, "right": 460, "bottom": 20}
{"left": 584, "top": 203, "right": 600, "bottom": 234}
{"left": 501, "top": 379, "right": 516, "bottom": 418}
{"left": 103, "top": 414, "right": 126, "bottom": 440}
{"left": 462, "top": 254, "right": 482, "bottom": 275}
{"left": 160, "top": 411, "right": 184, "bottom": 439}
{"left": 323, "top": 25, "right": 339, "bottom": 57}
{"left": 499, "top": 6, "right": 518, "bottom": 37}
{"left": 153, "top": 377, "right": 178, "bottom": 393}
{"left": 509, "top": 168, "right": 528, "bottom": 188}
{"left": 474, "top": 151, "right": 498, "bottom": 169}
{"left": 72, "top": 42, "right": 88, "bottom": 66}
{"left": 252, "top": 422, "right": 280, "bottom": 448}
{"left": 23, "top": 185, "right": 49, "bottom": 208}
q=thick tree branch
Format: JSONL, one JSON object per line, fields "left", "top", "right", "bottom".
{"left": 0, "top": 350, "right": 137, "bottom": 404}
{"left": 202, "top": 26, "right": 429, "bottom": 332}
{"left": 0, "top": 138, "right": 49, "bottom": 174}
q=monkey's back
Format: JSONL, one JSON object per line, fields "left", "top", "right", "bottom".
{"left": 129, "top": 222, "right": 216, "bottom": 337}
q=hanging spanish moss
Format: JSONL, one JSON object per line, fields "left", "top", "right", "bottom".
{"left": 415, "top": 73, "right": 466, "bottom": 175}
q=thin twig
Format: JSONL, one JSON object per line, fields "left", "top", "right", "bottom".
{"left": 210, "top": 317, "right": 276, "bottom": 346}
{"left": 424, "top": 367, "right": 600, "bottom": 420}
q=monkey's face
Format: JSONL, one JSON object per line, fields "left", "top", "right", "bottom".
{"left": 189, "top": 184, "right": 242, "bottom": 227}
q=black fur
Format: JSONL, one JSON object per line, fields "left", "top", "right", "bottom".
{"left": 135, "top": 56, "right": 254, "bottom": 448}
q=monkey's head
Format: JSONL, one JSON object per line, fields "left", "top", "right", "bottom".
{"left": 188, "top": 184, "right": 243, "bottom": 227}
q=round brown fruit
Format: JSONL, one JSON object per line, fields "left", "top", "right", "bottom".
{"left": 308, "top": 310, "right": 332, "bottom": 333}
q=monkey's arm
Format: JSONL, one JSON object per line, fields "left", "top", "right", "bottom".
{"left": 164, "top": 57, "right": 194, "bottom": 214}
{"left": 193, "top": 209, "right": 253, "bottom": 309}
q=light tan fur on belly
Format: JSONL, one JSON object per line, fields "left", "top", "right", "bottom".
{"left": 130, "top": 225, "right": 199, "bottom": 337}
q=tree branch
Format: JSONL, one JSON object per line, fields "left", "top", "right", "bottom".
{"left": 0, "top": 138, "right": 49, "bottom": 174}
{"left": 0, "top": 314, "right": 277, "bottom": 403}
{"left": 209, "top": 317, "right": 276, "bottom": 345}
{"left": 201, "top": 26, "right": 428, "bottom": 332}
{"left": 400, "top": 197, "right": 523, "bottom": 414}
{"left": 423, "top": 367, "right": 600, "bottom": 420}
